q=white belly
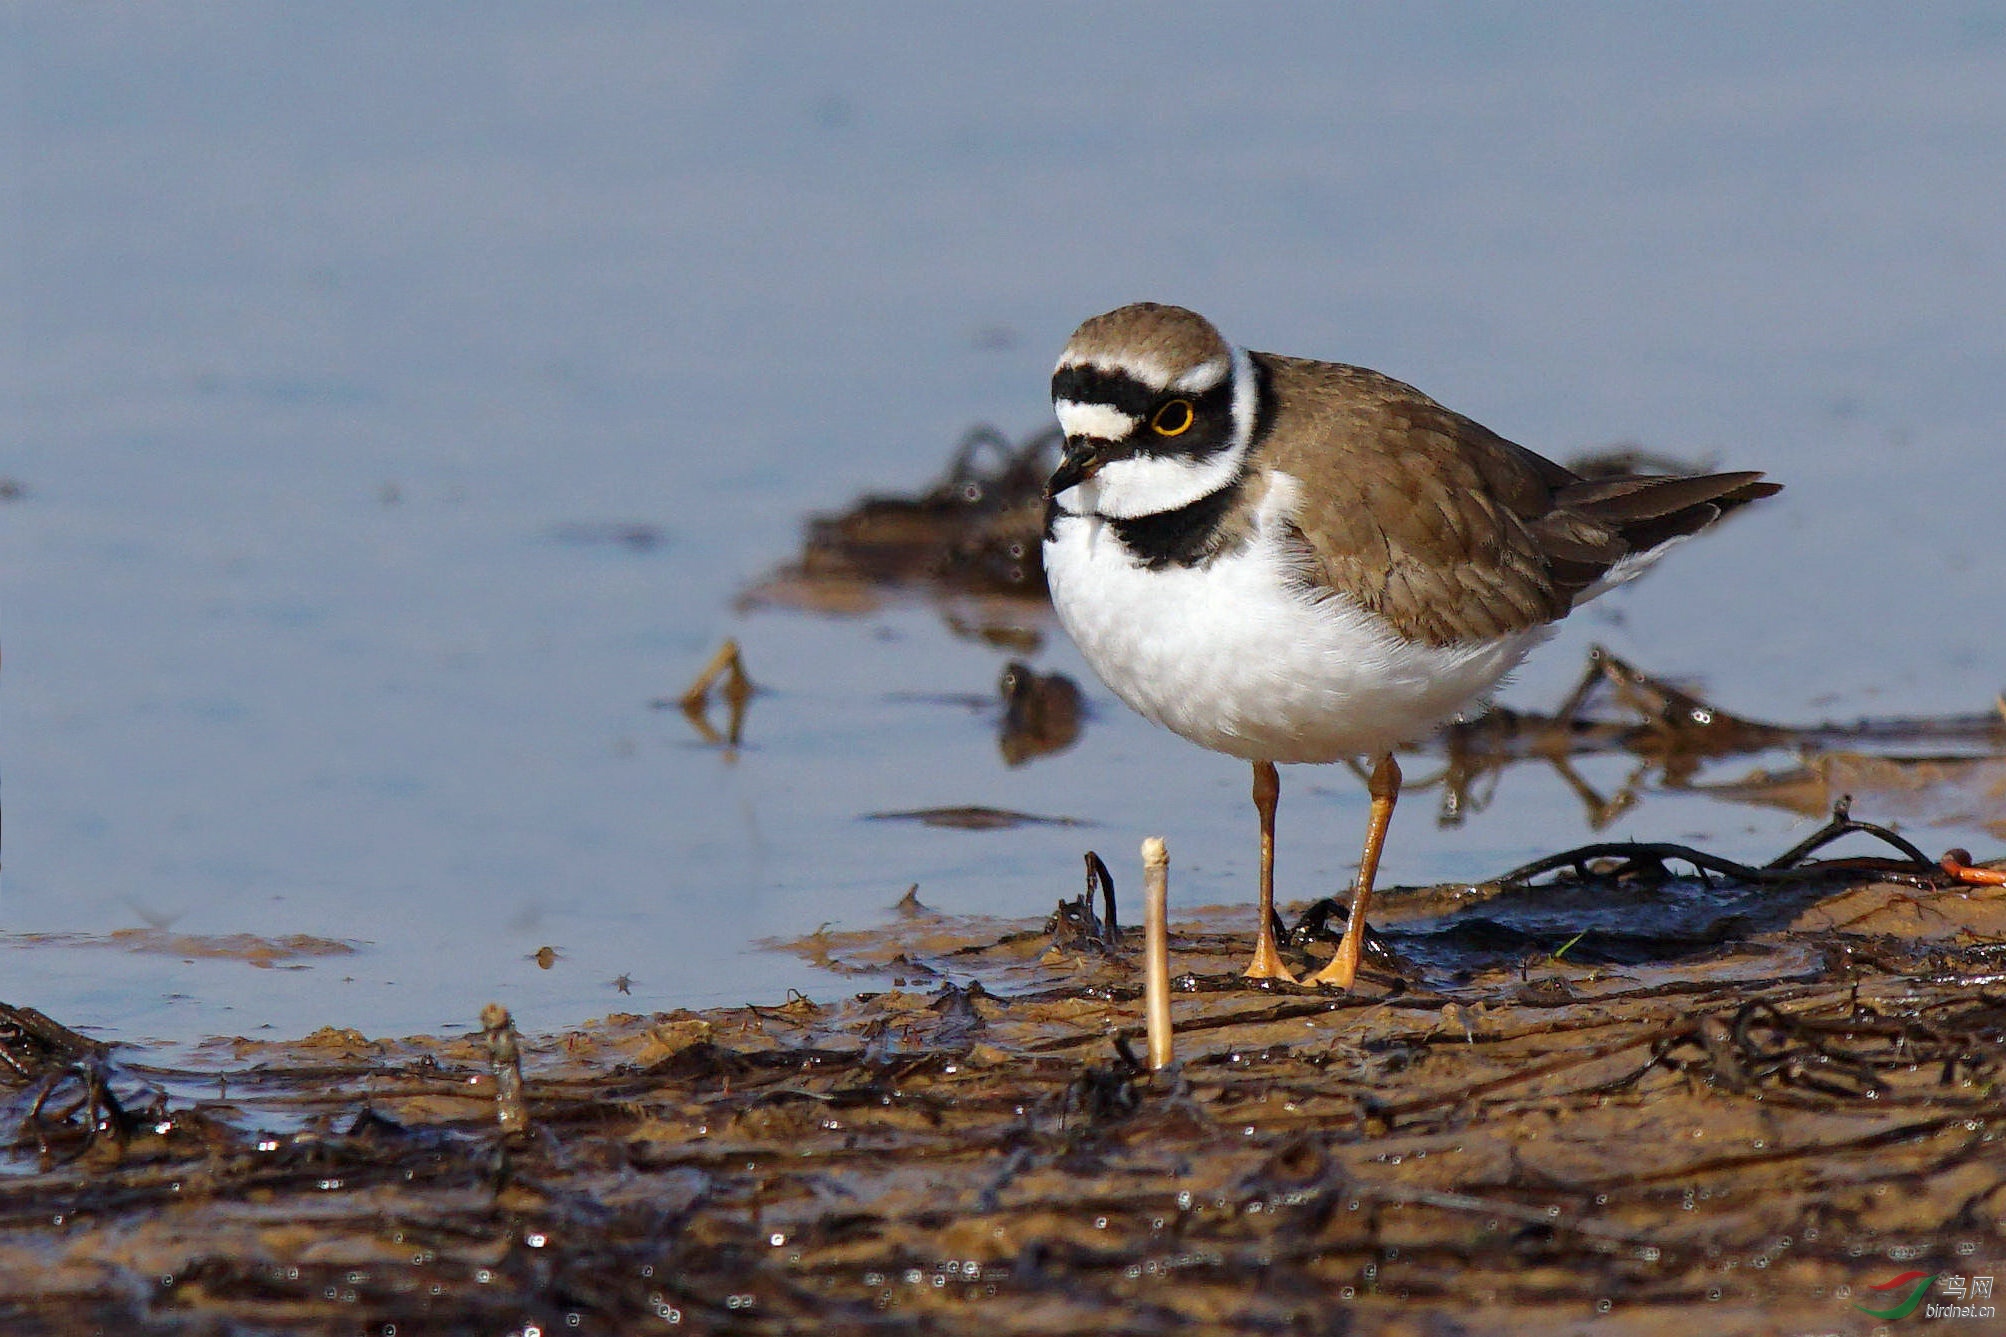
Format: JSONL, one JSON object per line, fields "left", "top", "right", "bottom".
{"left": 1043, "top": 510, "right": 1545, "bottom": 764}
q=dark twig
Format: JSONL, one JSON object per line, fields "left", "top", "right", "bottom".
{"left": 1085, "top": 850, "right": 1118, "bottom": 941}
{"left": 1497, "top": 798, "right": 1941, "bottom": 891}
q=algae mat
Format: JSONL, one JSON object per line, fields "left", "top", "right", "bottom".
{"left": 2, "top": 856, "right": 2003, "bottom": 1336}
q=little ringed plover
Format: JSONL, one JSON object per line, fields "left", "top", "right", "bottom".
{"left": 1041, "top": 302, "right": 1780, "bottom": 987}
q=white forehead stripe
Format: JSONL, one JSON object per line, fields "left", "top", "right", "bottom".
{"left": 1055, "top": 353, "right": 1177, "bottom": 390}
{"left": 1055, "top": 399, "right": 1140, "bottom": 442}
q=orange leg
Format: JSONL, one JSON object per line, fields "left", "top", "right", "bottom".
{"left": 1305, "top": 752, "right": 1401, "bottom": 989}
{"left": 1243, "top": 760, "right": 1298, "bottom": 981}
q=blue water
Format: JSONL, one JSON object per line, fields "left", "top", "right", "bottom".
{"left": 5, "top": 6, "right": 2003, "bottom": 1045}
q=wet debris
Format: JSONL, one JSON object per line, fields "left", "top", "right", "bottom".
{"left": 8, "top": 1057, "right": 137, "bottom": 1166}
{"left": 1650, "top": 990, "right": 2006, "bottom": 1106}
{"left": 1046, "top": 851, "right": 1122, "bottom": 955}
{"left": 740, "top": 423, "right": 1058, "bottom": 623}
{"left": 997, "top": 660, "right": 1083, "bottom": 766}
{"left": 667, "top": 636, "right": 756, "bottom": 749}
{"left": 0, "top": 1002, "right": 108, "bottom": 1085}
{"left": 1496, "top": 796, "right": 1943, "bottom": 894}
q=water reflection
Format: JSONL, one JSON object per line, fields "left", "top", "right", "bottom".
{"left": 996, "top": 661, "right": 1083, "bottom": 767}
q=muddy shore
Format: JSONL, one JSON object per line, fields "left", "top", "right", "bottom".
{"left": 4, "top": 843, "right": 2002, "bottom": 1336}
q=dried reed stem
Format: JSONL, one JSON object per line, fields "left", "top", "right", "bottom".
{"left": 1142, "top": 836, "right": 1172, "bottom": 1070}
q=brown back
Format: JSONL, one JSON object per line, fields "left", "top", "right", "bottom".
{"left": 1257, "top": 353, "right": 1780, "bottom": 646}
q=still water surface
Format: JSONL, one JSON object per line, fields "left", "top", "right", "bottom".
{"left": 5, "top": 8, "right": 2004, "bottom": 1046}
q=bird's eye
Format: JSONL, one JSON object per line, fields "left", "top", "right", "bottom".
{"left": 1150, "top": 399, "right": 1195, "bottom": 436}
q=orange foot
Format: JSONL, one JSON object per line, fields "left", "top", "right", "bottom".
{"left": 1243, "top": 935, "right": 1298, "bottom": 983}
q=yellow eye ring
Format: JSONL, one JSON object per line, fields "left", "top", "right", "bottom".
{"left": 1151, "top": 399, "right": 1195, "bottom": 436}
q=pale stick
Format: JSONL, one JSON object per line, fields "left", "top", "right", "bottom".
{"left": 1142, "top": 836, "right": 1173, "bottom": 1070}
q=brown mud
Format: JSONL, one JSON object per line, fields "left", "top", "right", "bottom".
{"left": 4, "top": 817, "right": 2004, "bottom": 1335}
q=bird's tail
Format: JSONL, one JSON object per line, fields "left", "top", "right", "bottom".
{"left": 1537, "top": 471, "right": 1781, "bottom": 606}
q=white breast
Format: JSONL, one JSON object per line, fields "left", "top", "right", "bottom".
{"left": 1042, "top": 475, "right": 1546, "bottom": 764}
